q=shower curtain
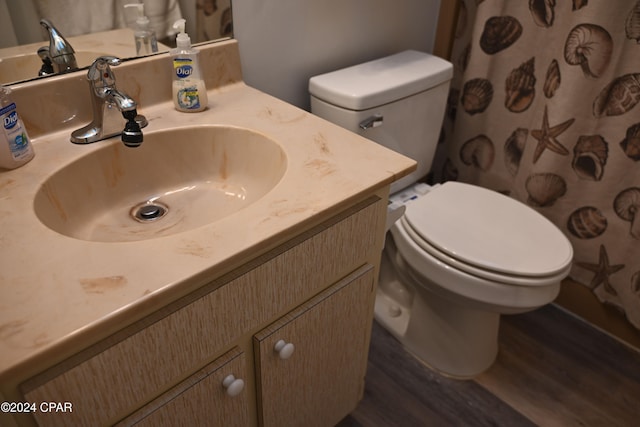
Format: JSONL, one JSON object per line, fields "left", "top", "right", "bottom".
{"left": 441, "top": 0, "right": 640, "bottom": 329}
{"left": 195, "top": 0, "right": 232, "bottom": 42}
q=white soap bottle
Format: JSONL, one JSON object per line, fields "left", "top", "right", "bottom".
{"left": 124, "top": 3, "right": 159, "bottom": 56}
{"left": 0, "top": 85, "right": 34, "bottom": 170}
{"left": 170, "top": 19, "right": 208, "bottom": 112}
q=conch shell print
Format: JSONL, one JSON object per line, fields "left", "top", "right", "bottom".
{"left": 529, "top": 0, "right": 556, "bottom": 28}
{"left": 626, "top": 1, "right": 640, "bottom": 43}
{"left": 503, "top": 128, "right": 528, "bottom": 176}
{"left": 564, "top": 24, "right": 613, "bottom": 78}
{"left": 593, "top": 73, "right": 640, "bottom": 117}
{"left": 572, "top": 134, "right": 608, "bottom": 181}
{"left": 461, "top": 78, "right": 493, "bottom": 115}
{"left": 459, "top": 135, "right": 495, "bottom": 171}
{"left": 543, "top": 59, "right": 561, "bottom": 98}
{"left": 505, "top": 58, "right": 536, "bottom": 112}
{"left": 620, "top": 122, "right": 640, "bottom": 161}
{"left": 525, "top": 173, "right": 567, "bottom": 207}
{"left": 567, "top": 206, "right": 608, "bottom": 239}
{"left": 480, "top": 16, "right": 522, "bottom": 54}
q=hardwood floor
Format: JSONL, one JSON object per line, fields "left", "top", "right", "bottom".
{"left": 338, "top": 304, "right": 640, "bottom": 427}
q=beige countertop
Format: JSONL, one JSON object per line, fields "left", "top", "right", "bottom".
{"left": 0, "top": 40, "right": 415, "bottom": 382}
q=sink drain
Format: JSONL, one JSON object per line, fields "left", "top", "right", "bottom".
{"left": 131, "top": 202, "right": 168, "bottom": 222}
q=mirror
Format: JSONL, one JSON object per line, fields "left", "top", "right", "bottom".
{"left": 0, "top": 0, "right": 232, "bottom": 86}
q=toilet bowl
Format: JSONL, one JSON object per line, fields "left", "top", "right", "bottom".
{"left": 375, "top": 182, "right": 572, "bottom": 378}
{"left": 309, "top": 51, "right": 573, "bottom": 378}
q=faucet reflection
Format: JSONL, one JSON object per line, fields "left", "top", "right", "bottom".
{"left": 71, "top": 56, "right": 148, "bottom": 147}
{"left": 38, "top": 19, "right": 78, "bottom": 76}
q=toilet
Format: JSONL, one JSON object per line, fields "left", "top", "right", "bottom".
{"left": 309, "top": 50, "right": 573, "bottom": 378}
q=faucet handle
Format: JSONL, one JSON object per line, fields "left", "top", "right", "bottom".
{"left": 87, "top": 56, "right": 121, "bottom": 88}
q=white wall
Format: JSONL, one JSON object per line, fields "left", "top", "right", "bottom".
{"left": 233, "top": 0, "right": 441, "bottom": 110}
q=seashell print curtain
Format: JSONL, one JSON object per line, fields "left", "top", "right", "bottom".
{"left": 441, "top": 0, "right": 640, "bottom": 329}
{"left": 195, "top": 0, "right": 233, "bottom": 43}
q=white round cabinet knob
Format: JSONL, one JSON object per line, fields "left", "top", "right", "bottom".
{"left": 222, "top": 374, "right": 245, "bottom": 397}
{"left": 274, "top": 339, "right": 295, "bottom": 359}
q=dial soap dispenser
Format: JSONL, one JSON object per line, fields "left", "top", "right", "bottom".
{"left": 0, "top": 85, "right": 34, "bottom": 170}
{"left": 170, "top": 19, "right": 208, "bottom": 112}
{"left": 124, "top": 3, "right": 158, "bottom": 56}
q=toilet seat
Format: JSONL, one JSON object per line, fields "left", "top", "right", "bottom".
{"left": 399, "top": 182, "right": 573, "bottom": 286}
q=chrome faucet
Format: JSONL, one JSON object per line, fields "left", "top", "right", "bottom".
{"left": 38, "top": 19, "right": 77, "bottom": 75}
{"left": 71, "top": 56, "right": 147, "bottom": 147}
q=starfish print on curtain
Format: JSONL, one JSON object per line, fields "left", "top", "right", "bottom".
{"left": 576, "top": 244, "right": 625, "bottom": 296}
{"left": 530, "top": 105, "right": 574, "bottom": 163}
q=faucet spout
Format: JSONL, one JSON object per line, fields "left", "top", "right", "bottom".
{"left": 106, "top": 88, "right": 137, "bottom": 112}
{"left": 39, "top": 19, "right": 77, "bottom": 74}
{"left": 122, "top": 110, "right": 144, "bottom": 148}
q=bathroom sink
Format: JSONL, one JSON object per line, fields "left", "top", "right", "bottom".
{"left": 0, "top": 51, "right": 109, "bottom": 83}
{"left": 34, "top": 125, "right": 287, "bottom": 242}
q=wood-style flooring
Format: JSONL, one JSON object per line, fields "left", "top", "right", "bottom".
{"left": 337, "top": 304, "right": 640, "bottom": 427}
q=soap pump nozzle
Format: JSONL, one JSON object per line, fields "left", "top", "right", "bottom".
{"left": 173, "top": 19, "right": 191, "bottom": 49}
{"left": 125, "top": 3, "right": 150, "bottom": 29}
{"left": 125, "top": 3, "right": 158, "bottom": 55}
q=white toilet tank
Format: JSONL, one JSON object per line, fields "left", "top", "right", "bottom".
{"left": 309, "top": 50, "right": 453, "bottom": 193}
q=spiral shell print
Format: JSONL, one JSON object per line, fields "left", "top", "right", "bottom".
{"left": 620, "top": 122, "right": 640, "bottom": 161}
{"left": 564, "top": 24, "right": 613, "bottom": 79}
{"left": 614, "top": 187, "right": 640, "bottom": 239}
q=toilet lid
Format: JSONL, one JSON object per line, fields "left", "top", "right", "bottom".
{"left": 403, "top": 182, "right": 573, "bottom": 278}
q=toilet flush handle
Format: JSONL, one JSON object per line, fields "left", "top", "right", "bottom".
{"left": 359, "top": 114, "right": 383, "bottom": 130}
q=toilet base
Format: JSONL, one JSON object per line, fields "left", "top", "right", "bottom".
{"left": 374, "top": 288, "right": 500, "bottom": 379}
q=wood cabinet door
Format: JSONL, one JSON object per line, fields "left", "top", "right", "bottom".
{"left": 116, "top": 347, "right": 250, "bottom": 427}
{"left": 254, "top": 265, "right": 375, "bottom": 427}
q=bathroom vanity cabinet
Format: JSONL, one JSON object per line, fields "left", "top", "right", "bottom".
{"left": 12, "top": 196, "right": 385, "bottom": 427}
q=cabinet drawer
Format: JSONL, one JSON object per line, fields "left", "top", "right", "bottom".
{"left": 116, "top": 347, "right": 249, "bottom": 427}
{"left": 22, "top": 196, "right": 384, "bottom": 426}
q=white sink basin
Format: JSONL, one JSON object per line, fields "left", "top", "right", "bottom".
{"left": 34, "top": 125, "right": 287, "bottom": 242}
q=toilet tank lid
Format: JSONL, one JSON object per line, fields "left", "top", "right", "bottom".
{"left": 309, "top": 50, "right": 453, "bottom": 111}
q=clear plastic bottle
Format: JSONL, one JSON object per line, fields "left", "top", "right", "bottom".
{"left": 170, "top": 19, "right": 208, "bottom": 112}
{"left": 0, "top": 85, "right": 34, "bottom": 170}
{"left": 124, "top": 3, "right": 159, "bottom": 56}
